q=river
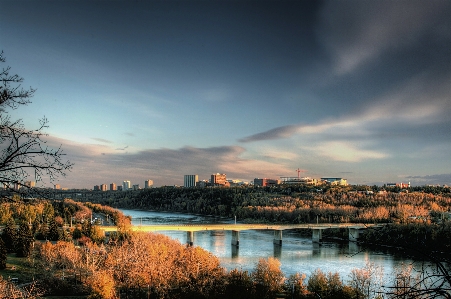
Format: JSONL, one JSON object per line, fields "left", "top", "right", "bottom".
{"left": 119, "top": 209, "right": 414, "bottom": 282}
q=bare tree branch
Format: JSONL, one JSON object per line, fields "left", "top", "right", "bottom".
{"left": 0, "top": 51, "right": 34, "bottom": 110}
{"left": 0, "top": 51, "right": 73, "bottom": 200}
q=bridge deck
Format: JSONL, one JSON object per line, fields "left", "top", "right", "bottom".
{"left": 101, "top": 223, "right": 381, "bottom": 232}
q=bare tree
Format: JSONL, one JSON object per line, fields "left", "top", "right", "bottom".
{"left": 384, "top": 259, "right": 451, "bottom": 299}
{"left": 0, "top": 51, "right": 72, "bottom": 199}
{"left": 362, "top": 224, "right": 451, "bottom": 299}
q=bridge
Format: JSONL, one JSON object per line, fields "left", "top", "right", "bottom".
{"left": 101, "top": 223, "right": 382, "bottom": 246}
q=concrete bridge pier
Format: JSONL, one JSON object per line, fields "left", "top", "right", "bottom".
{"left": 231, "top": 244, "right": 239, "bottom": 258}
{"left": 186, "top": 231, "right": 194, "bottom": 246}
{"left": 349, "top": 228, "right": 360, "bottom": 242}
{"left": 312, "top": 229, "right": 322, "bottom": 243}
{"left": 273, "top": 243, "right": 282, "bottom": 258}
{"left": 273, "top": 230, "right": 282, "bottom": 245}
{"left": 231, "top": 230, "right": 240, "bottom": 246}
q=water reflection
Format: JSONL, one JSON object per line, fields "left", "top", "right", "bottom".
{"left": 120, "top": 209, "right": 414, "bottom": 278}
{"left": 273, "top": 244, "right": 282, "bottom": 259}
{"left": 312, "top": 243, "right": 321, "bottom": 256}
{"left": 348, "top": 241, "right": 359, "bottom": 254}
{"left": 231, "top": 245, "right": 239, "bottom": 258}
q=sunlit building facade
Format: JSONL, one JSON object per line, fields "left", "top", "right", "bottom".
{"left": 211, "top": 173, "right": 229, "bottom": 187}
{"left": 123, "top": 180, "right": 131, "bottom": 191}
{"left": 145, "top": 180, "right": 154, "bottom": 189}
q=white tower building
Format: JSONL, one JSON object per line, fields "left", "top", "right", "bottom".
{"left": 184, "top": 175, "right": 199, "bottom": 187}
{"left": 122, "top": 180, "right": 131, "bottom": 191}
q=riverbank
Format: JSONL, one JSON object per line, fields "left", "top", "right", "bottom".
{"left": 118, "top": 208, "right": 418, "bottom": 279}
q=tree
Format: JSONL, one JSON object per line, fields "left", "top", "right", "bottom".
{"left": 348, "top": 262, "right": 384, "bottom": 299}
{"left": 47, "top": 217, "right": 61, "bottom": 241}
{"left": 285, "top": 272, "right": 308, "bottom": 299}
{"left": 16, "top": 221, "right": 34, "bottom": 257}
{"left": 225, "top": 268, "right": 254, "bottom": 299}
{"left": 0, "top": 51, "right": 72, "bottom": 199}
{"left": 1, "top": 217, "right": 17, "bottom": 253}
{"left": 86, "top": 270, "right": 116, "bottom": 299}
{"left": 0, "top": 238, "right": 7, "bottom": 270}
{"left": 385, "top": 261, "right": 451, "bottom": 299}
{"left": 307, "top": 269, "right": 354, "bottom": 299}
{"left": 252, "top": 258, "right": 285, "bottom": 299}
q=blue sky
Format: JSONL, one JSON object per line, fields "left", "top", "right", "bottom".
{"left": 1, "top": 0, "right": 451, "bottom": 188}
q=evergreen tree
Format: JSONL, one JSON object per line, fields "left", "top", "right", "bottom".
{"left": 1, "top": 217, "right": 17, "bottom": 253}
{"left": 0, "top": 238, "right": 7, "bottom": 269}
{"left": 47, "top": 217, "right": 61, "bottom": 241}
{"left": 72, "top": 227, "right": 82, "bottom": 240}
{"left": 16, "top": 222, "right": 34, "bottom": 257}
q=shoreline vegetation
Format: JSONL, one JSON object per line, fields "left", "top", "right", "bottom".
{"left": 0, "top": 184, "right": 450, "bottom": 298}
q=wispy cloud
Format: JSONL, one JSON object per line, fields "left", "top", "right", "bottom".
{"left": 318, "top": 0, "right": 451, "bottom": 75}
{"left": 307, "top": 141, "right": 388, "bottom": 163}
{"left": 92, "top": 138, "right": 112, "bottom": 144}
{"left": 115, "top": 145, "right": 129, "bottom": 151}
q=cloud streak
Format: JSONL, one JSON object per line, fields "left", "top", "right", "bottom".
{"left": 238, "top": 125, "right": 299, "bottom": 143}
{"left": 92, "top": 138, "right": 112, "bottom": 144}
{"left": 239, "top": 69, "right": 451, "bottom": 145}
{"left": 318, "top": 0, "right": 451, "bottom": 75}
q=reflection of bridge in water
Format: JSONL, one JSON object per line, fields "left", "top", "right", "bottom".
{"left": 101, "top": 223, "right": 384, "bottom": 247}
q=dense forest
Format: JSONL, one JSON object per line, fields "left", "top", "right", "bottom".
{"left": 86, "top": 185, "right": 451, "bottom": 224}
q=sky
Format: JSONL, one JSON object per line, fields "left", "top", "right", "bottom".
{"left": 1, "top": 0, "right": 451, "bottom": 188}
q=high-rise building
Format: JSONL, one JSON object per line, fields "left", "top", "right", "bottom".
{"left": 145, "top": 180, "right": 153, "bottom": 189}
{"left": 123, "top": 180, "right": 131, "bottom": 191}
{"left": 100, "top": 184, "right": 108, "bottom": 191}
{"left": 184, "top": 175, "right": 199, "bottom": 187}
{"left": 132, "top": 184, "right": 140, "bottom": 190}
{"left": 110, "top": 183, "right": 117, "bottom": 191}
{"left": 211, "top": 173, "right": 228, "bottom": 186}
{"left": 54, "top": 184, "right": 61, "bottom": 190}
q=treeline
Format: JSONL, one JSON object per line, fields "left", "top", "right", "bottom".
{"left": 359, "top": 222, "right": 451, "bottom": 258}
{"left": 0, "top": 197, "right": 126, "bottom": 255}
{"left": 87, "top": 185, "right": 451, "bottom": 224}
{"left": 83, "top": 202, "right": 131, "bottom": 230}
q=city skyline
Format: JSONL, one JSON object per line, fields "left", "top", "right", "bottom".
{"left": 1, "top": 1, "right": 451, "bottom": 188}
